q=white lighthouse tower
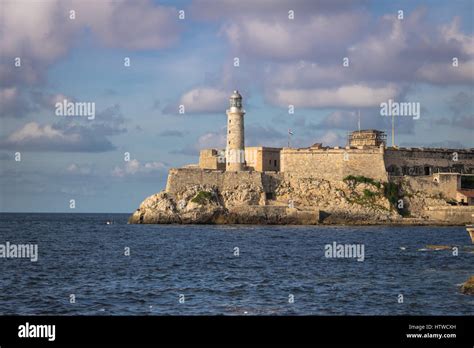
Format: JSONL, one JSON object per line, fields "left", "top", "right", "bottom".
{"left": 226, "top": 90, "right": 245, "bottom": 171}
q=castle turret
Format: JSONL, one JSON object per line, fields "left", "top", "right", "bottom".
{"left": 226, "top": 90, "right": 245, "bottom": 171}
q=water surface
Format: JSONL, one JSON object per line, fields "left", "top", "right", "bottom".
{"left": 0, "top": 213, "right": 472, "bottom": 315}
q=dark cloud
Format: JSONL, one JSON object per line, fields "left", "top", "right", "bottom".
{"left": 435, "top": 92, "right": 474, "bottom": 129}
{"left": 0, "top": 105, "right": 127, "bottom": 152}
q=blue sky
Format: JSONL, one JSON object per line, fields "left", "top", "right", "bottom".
{"left": 0, "top": 0, "right": 473, "bottom": 212}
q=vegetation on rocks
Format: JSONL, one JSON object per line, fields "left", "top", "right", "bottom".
{"left": 383, "top": 182, "right": 399, "bottom": 208}
{"left": 191, "top": 191, "right": 213, "bottom": 205}
{"left": 343, "top": 175, "right": 381, "bottom": 189}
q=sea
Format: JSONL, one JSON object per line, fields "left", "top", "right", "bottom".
{"left": 0, "top": 213, "right": 472, "bottom": 315}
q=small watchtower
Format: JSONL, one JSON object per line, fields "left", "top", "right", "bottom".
{"left": 348, "top": 129, "right": 386, "bottom": 148}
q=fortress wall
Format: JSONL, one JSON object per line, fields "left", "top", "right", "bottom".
{"left": 384, "top": 148, "right": 474, "bottom": 176}
{"left": 392, "top": 174, "right": 459, "bottom": 200}
{"left": 245, "top": 147, "right": 281, "bottom": 172}
{"left": 424, "top": 206, "right": 474, "bottom": 224}
{"left": 281, "top": 148, "right": 387, "bottom": 182}
{"left": 261, "top": 149, "right": 281, "bottom": 172}
{"left": 166, "top": 168, "right": 266, "bottom": 194}
{"left": 199, "top": 149, "right": 225, "bottom": 170}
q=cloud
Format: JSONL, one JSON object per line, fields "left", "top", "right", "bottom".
{"left": 224, "top": 7, "right": 473, "bottom": 112}
{"left": 30, "top": 91, "right": 74, "bottom": 110}
{"left": 265, "top": 62, "right": 347, "bottom": 89}
{"left": 318, "top": 108, "right": 418, "bottom": 136}
{"left": 0, "top": 0, "right": 181, "bottom": 118}
{"left": 318, "top": 130, "right": 346, "bottom": 147}
{"left": 164, "top": 87, "right": 228, "bottom": 114}
{"left": 0, "top": 87, "right": 34, "bottom": 118}
{"left": 271, "top": 84, "right": 400, "bottom": 108}
{"left": 76, "top": 0, "right": 181, "bottom": 50}
{"left": 0, "top": 89, "right": 75, "bottom": 119}
{"left": 222, "top": 12, "right": 366, "bottom": 61}
{"left": 0, "top": 105, "right": 127, "bottom": 152}
{"left": 245, "top": 124, "right": 285, "bottom": 147}
{"left": 159, "top": 130, "right": 185, "bottom": 137}
{"left": 66, "top": 163, "right": 94, "bottom": 175}
{"left": 0, "top": 122, "right": 115, "bottom": 152}
{"left": 0, "top": 0, "right": 180, "bottom": 59}
{"left": 435, "top": 91, "right": 474, "bottom": 129}
{"left": 415, "top": 60, "right": 474, "bottom": 84}
{"left": 171, "top": 130, "right": 226, "bottom": 156}
{"left": 440, "top": 16, "right": 474, "bottom": 56}
{"left": 190, "top": 0, "right": 369, "bottom": 21}
{"left": 111, "top": 159, "right": 167, "bottom": 177}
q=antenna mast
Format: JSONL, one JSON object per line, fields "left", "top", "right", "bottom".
{"left": 391, "top": 114, "right": 395, "bottom": 147}
{"left": 358, "top": 110, "right": 361, "bottom": 132}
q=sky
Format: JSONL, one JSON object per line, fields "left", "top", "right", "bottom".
{"left": 0, "top": 0, "right": 473, "bottom": 213}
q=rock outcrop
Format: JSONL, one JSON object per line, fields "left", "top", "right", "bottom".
{"left": 460, "top": 276, "right": 474, "bottom": 295}
{"left": 129, "top": 172, "right": 403, "bottom": 224}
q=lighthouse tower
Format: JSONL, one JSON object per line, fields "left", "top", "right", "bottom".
{"left": 226, "top": 90, "right": 245, "bottom": 171}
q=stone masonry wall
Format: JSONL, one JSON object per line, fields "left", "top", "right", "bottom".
{"left": 280, "top": 148, "right": 388, "bottom": 182}
{"left": 384, "top": 148, "right": 474, "bottom": 176}
{"left": 392, "top": 174, "right": 459, "bottom": 201}
{"left": 166, "top": 168, "right": 270, "bottom": 194}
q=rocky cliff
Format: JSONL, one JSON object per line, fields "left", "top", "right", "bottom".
{"left": 129, "top": 170, "right": 407, "bottom": 224}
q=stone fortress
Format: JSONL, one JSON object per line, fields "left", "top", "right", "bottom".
{"left": 130, "top": 91, "right": 474, "bottom": 225}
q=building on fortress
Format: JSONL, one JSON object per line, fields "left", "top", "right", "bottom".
{"left": 196, "top": 91, "right": 474, "bottom": 205}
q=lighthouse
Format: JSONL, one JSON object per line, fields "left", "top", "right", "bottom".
{"left": 226, "top": 90, "right": 245, "bottom": 171}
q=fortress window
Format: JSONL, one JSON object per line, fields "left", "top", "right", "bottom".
{"left": 269, "top": 159, "right": 271, "bottom": 165}
{"left": 274, "top": 160, "right": 277, "bottom": 166}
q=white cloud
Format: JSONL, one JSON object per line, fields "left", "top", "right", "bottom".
{"left": 0, "top": 0, "right": 180, "bottom": 60}
{"left": 7, "top": 122, "right": 75, "bottom": 143}
{"left": 111, "top": 159, "right": 166, "bottom": 177}
{"left": 266, "top": 62, "right": 347, "bottom": 89}
{"left": 66, "top": 163, "right": 93, "bottom": 175}
{"left": 169, "top": 87, "right": 228, "bottom": 114}
{"left": 196, "top": 131, "right": 226, "bottom": 149}
{"left": 440, "top": 17, "right": 474, "bottom": 56}
{"left": 0, "top": 106, "right": 126, "bottom": 152}
{"left": 222, "top": 13, "right": 365, "bottom": 61}
{"left": 271, "top": 84, "right": 400, "bottom": 108}
{"left": 0, "top": 0, "right": 182, "bottom": 119}
{"left": 75, "top": 0, "right": 180, "bottom": 50}
{"left": 319, "top": 131, "right": 345, "bottom": 147}
{"left": 415, "top": 60, "right": 474, "bottom": 84}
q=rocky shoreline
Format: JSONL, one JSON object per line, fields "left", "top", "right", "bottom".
{"left": 128, "top": 172, "right": 471, "bottom": 225}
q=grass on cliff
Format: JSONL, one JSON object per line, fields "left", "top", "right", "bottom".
{"left": 343, "top": 175, "right": 381, "bottom": 189}
{"left": 383, "top": 182, "right": 399, "bottom": 207}
{"left": 342, "top": 175, "right": 413, "bottom": 216}
{"left": 363, "top": 189, "right": 379, "bottom": 199}
{"left": 343, "top": 175, "right": 405, "bottom": 212}
{"left": 191, "top": 191, "right": 213, "bottom": 205}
